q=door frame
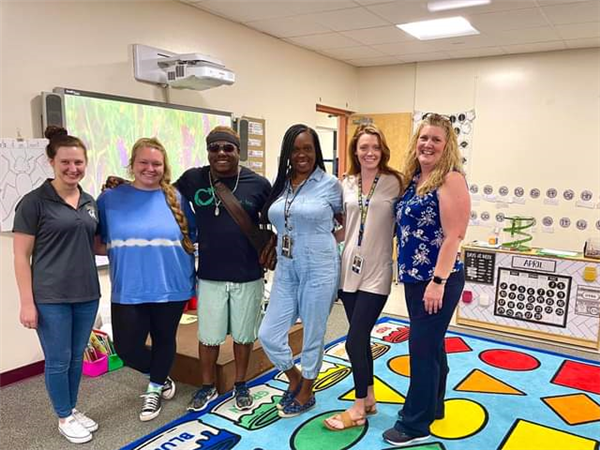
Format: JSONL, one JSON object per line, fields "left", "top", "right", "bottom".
{"left": 316, "top": 104, "right": 354, "bottom": 178}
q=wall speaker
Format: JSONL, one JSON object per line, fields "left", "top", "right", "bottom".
{"left": 234, "top": 117, "right": 249, "bottom": 161}
{"left": 41, "top": 92, "right": 65, "bottom": 130}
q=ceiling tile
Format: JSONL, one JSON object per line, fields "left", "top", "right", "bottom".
{"left": 489, "top": 26, "right": 563, "bottom": 45}
{"left": 307, "top": 6, "right": 391, "bottom": 31}
{"left": 372, "top": 40, "right": 438, "bottom": 55}
{"left": 365, "top": 1, "right": 436, "bottom": 24}
{"left": 537, "top": 0, "right": 596, "bottom": 3}
{"left": 319, "top": 45, "right": 386, "bottom": 59}
{"left": 468, "top": 7, "right": 550, "bottom": 31}
{"left": 459, "top": 0, "right": 538, "bottom": 14}
{"left": 446, "top": 46, "right": 506, "bottom": 58}
{"left": 564, "top": 36, "right": 600, "bottom": 48}
{"left": 353, "top": 0, "right": 398, "bottom": 5}
{"left": 340, "top": 25, "right": 415, "bottom": 44}
{"left": 542, "top": 1, "right": 600, "bottom": 25}
{"left": 400, "top": 51, "right": 451, "bottom": 62}
{"left": 247, "top": 15, "right": 332, "bottom": 37}
{"left": 556, "top": 21, "right": 600, "bottom": 39}
{"left": 288, "top": 1, "right": 358, "bottom": 15}
{"left": 285, "top": 32, "right": 362, "bottom": 50}
{"left": 430, "top": 34, "right": 498, "bottom": 50}
{"left": 198, "top": 1, "right": 296, "bottom": 23}
{"left": 347, "top": 55, "right": 406, "bottom": 66}
{"left": 502, "top": 40, "right": 567, "bottom": 53}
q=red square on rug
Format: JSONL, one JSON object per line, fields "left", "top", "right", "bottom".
{"left": 551, "top": 360, "right": 600, "bottom": 395}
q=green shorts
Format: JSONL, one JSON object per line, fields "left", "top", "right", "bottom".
{"left": 197, "top": 278, "right": 264, "bottom": 346}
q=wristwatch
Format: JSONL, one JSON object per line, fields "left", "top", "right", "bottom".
{"left": 432, "top": 275, "right": 447, "bottom": 285}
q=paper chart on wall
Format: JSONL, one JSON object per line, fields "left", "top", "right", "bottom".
{"left": 0, "top": 138, "right": 52, "bottom": 232}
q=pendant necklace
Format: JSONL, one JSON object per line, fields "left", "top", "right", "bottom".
{"left": 209, "top": 167, "right": 241, "bottom": 216}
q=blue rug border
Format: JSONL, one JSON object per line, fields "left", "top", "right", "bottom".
{"left": 121, "top": 315, "right": 599, "bottom": 449}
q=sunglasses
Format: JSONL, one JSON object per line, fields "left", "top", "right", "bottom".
{"left": 207, "top": 143, "right": 237, "bottom": 153}
{"left": 422, "top": 112, "right": 451, "bottom": 123}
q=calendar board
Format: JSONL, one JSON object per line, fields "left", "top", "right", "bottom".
{"left": 458, "top": 245, "right": 600, "bottom": 349}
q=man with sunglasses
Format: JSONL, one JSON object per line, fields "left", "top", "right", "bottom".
{"left": 175, "top": 126, "right": 271, "bottom": 413}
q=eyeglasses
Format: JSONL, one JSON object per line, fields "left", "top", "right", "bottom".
{"left": 207, "top": 143, "right": 237, "bottom": 153}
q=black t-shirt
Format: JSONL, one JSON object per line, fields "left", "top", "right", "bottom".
{"left": 12, "top": 180, "right": 101, "bottom": 304}
{"left": 175, "top": 166, "right": 271, "bottom": 282}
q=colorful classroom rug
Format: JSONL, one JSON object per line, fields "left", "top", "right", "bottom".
{"left": 122, "top": 317, "right": 600, "bottom": 450}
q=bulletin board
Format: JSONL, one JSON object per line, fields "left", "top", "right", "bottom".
{"left": 241, "top": 116, "right": 266, "bottom": 177}
{"left": 347, "top": 113, "right": 412, "bottom": 175}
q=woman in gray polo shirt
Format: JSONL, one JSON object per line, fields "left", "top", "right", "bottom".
{"left": 13, "top": 126, "right": 101, "bottom": 445}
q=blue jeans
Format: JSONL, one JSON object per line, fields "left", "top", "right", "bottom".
{"left": 258, "top": 238, "right": 339, "bottom": 380}
{"left": 394, "top": 269, "right": 465, "bottom": 437}
{"left": 36, "top": 300, "right": 99, "bottom": 418}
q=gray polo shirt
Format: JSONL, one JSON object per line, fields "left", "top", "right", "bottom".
{"left": 13, "top": 179, "right": 101, "bottom": 304}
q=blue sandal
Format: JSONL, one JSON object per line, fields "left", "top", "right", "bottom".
{"left": 277, "top": 382, "right": 303, "bottom": 411}
{"left": 278, "top": 395, "right": 316, "bottom": 418}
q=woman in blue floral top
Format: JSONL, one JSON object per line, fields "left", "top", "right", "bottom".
{"left": 383, "top": 113, "right": 470, "bottom": 447}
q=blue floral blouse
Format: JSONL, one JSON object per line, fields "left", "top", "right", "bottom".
{"left": 395, "top": 175, "right": 463, "bottom": 283}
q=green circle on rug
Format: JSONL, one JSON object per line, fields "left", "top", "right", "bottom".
{"left": 290, "top": 410, "right": 368, "bottom": 450}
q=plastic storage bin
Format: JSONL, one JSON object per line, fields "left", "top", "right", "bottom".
{"left": 83, "top": 354, "right": 108, "bottom": 377}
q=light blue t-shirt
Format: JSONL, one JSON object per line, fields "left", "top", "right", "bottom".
{"left": 97, "top": 184, "right": 196, "bottom": 304}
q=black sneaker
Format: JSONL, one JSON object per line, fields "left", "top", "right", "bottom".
{"left": 233, "top": 383, "right": 253, "bottom": 410}
{"left": 161, "top": 377, "right": 176, "bottom": 400}
{"left": 139, "top": 392, "right": 162, "bottom": 421}
{"left": 187, "top": 386, "right": 218, "bottom": 412}
{"left": 382, "top": 428, "right": 431, "bottom": 446}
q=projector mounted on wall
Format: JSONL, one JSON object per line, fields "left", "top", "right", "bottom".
{"left": 133, "top": 44, "right": 235, "bottom": 91}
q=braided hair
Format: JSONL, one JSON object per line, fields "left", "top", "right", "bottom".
{"left": 128, "top": 138, "right": 195, "bottom": 254}
{"left": 261, "top": 124, "right": 326, "bottom": 223}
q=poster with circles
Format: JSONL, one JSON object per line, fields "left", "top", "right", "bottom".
{"left": 413, "top": 110, "right": 475, "bottom": 174}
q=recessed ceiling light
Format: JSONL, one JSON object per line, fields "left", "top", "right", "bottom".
{"left": 396, "top": 16, "right": 480, "bottom": 40}
{"left": 427, "top": 0, "right": 491, "bottom": 12}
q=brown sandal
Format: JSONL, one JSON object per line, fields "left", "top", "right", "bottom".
{"left": 366, "top": 404, "right": 378, "bottom": 416}
{"left": 323, "top": 411, "right": 366, "bottom": 431}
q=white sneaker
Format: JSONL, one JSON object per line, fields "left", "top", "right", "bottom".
{"left": 72, "top": 409, "right": 99, "bottom": 432}
{"left": 161, "top": 377, "right": 176, "bottom": 400}
{"left": 58, "top": 415, "right": 93, "bottom": 444}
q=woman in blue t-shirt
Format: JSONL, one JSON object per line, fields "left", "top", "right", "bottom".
{"left": 97, "top": 138, "right": 195, "bottom": 422}
{"left": 383, "top": 114, "right": 470, "bottom": 447}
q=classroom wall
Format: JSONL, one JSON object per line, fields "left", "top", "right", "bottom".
{"left": 0, "top": 0, "right": 358, "bottom": 373}
{"left": 2, "top": 1, "right": 599, "bottom": 372}
{"left": 358, "top": 49, "right": 600, "bottom": 252}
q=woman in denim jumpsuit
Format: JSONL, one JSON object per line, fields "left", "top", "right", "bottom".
{"left": 258, "top": 124, "right": 343, "bottom": 418}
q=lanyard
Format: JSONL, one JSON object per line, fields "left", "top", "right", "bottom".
{"left": 284, "top": 178, "right": 308, "bottom": 232}
{"left": 357, "top": 173, "right": 380, "bottom": 247}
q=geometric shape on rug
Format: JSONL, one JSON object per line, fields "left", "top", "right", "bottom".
{"left": 551, "top": 360, "right": 600, "bottom": 395}
{"left": 339, "top": 375, "right": 405, "bottom": 405}
{"left": 454, "top": 369, "right": 526, "bottom": 395}
{"left": 479, "top": 349, "right": 541, "bottom": 371}
{"left": 430, "top": 398, "right": 488, "bottom": 440}
{"left": 273, "top": 361, "right": 351, "bottom": 393}
{"left": 445, "top": 336, "right": 472, "bottom": 354}
{"left": 383, "top": 442, "right": 447, "bottom": 450}
{"left": 129, "top": 418, "right": 241, "bottom": 450}
{"left": 371, "top": 323, "right": 410, "bottom": 343}
{"left": 542, "top": 393, "right": 600, "bottom": 426}
{"left": 325, "top": 341, "right": 391, "bottom": 362}
{"left": 388, "top": 354, "right": 411, "bottom": 377}
{"left": 290, "top": 410, "right": 368, "bottom": 450}
{"left": 211, "top": 384, "right": 284, "bottom": 430}
{"left": 498, "top": 419, "right": 599, "bottom": 450}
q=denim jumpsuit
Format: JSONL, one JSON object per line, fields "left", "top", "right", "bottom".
{"left": 258, "top": 168, "right": 343, "bottom": 379}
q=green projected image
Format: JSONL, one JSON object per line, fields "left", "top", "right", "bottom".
{"left": 63, "top": 93, "right": 231, "bottom": 196}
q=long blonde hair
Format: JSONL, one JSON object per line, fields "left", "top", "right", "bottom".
{"left": 347, "top": 124, "right": 404, "bottom": 194}
{"left": 404, "top": 114, "right": 464, "bottom": 196}
{"left": 128, "top": 138, "right": 195, "bottom": 254}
